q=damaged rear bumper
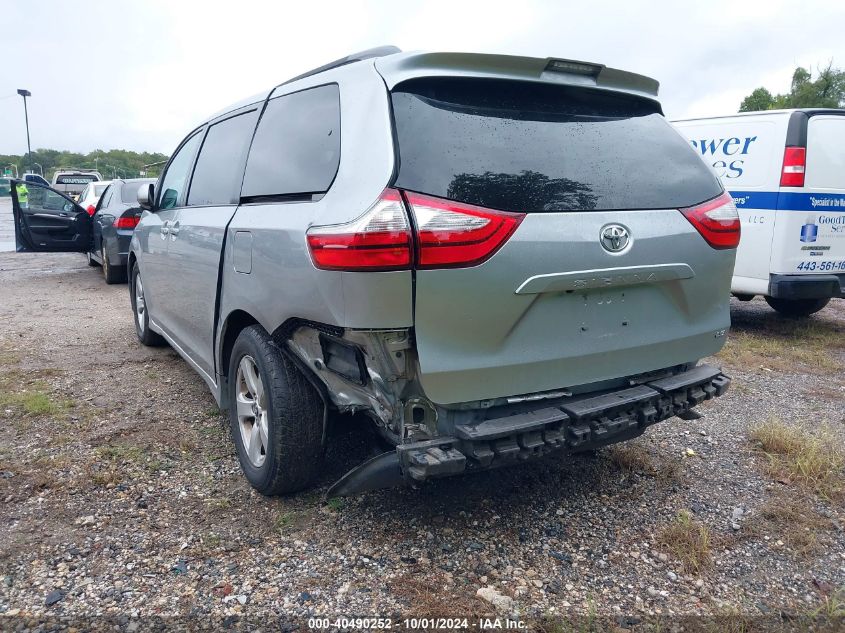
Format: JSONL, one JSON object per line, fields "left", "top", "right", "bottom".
{"left": 327, "top": 364, "right": 730, "bottom": 497}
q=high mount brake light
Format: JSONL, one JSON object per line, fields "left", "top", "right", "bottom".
{"left": 306, "top": 190, "right": 525, "bottom": 271}
{"left": 780, "top": 146, "right": 806, "bottom": 187}
{"left": 404, "top": 192, "right": 525, "bottom": 269}
{"left": 680, "top": 192, "right": 740, "bottom": 250}
{"left": 306, "top": 189, "right": 412, "bottom": 271}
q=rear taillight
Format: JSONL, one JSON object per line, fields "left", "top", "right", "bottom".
{"left": 86, "top": 205, "right": 96, "bottom": 216}
{"left": 680, "top": 192, "right": 740, "bottom": 250}
{"left": 306, "top": 189, "right": 412, "bottom": 271}
{"left": 780, "top": 146, "right": 806, "bottom": 187}
{"left": 113, "top": 215, "right": 140, "bottom": 229}
{"left": 405, "top": 192, "right": 525, "bottom": 268}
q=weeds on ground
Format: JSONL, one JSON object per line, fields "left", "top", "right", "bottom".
{"left": 743, "top": 496, "right": 834, "bottom": 557}
{"left": 608, "top": 442, "right": 684, "bottom": 485}
{"left": 718, "top": 317, "right": 842, "bottom": 374}
{"left": 387, "top": 575, "right": 488, "bottom": 618}
{"left": 656, "top": 510, "right": 712, "bottom": 574}
{"left": 749, "top": 419, "right": 844, "bottom": 500}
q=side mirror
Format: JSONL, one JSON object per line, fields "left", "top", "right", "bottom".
{"left": 137, "top": 183, "right": 155, "bottom": 210}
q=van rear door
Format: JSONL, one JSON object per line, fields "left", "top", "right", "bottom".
{"left": 771, "top": 113, "right": 845, "bottom": 277}
{"left": 390, "top": 78, "right": 736, "bottom": 405}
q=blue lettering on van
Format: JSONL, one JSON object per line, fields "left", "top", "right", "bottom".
{"left": 689, "top": 136, "right": 756, "bottom": 179}
{"left": 725, "top": 191, "right": 845, "bottom": 212}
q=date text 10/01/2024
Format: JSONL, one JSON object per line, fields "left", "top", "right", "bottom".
{"left": 307, "top": 617, "right": 527, "bottom": 630}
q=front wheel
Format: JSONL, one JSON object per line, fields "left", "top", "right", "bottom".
{"left": 130, "top": 264, "right": 166, "bottom": 347}
{"left": 228, "top": 325, "right": 325, "bottom": 495}
{"left": 765, "top": 296, "right": 830, "bottom": 317}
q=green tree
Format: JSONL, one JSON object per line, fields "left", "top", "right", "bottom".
{"left": 740, "top": 62, "right": 845, "bottom": 112}
{"left": 0, "top": 148, "right": 169, "bottom": 181}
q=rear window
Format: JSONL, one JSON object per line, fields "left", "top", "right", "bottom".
{"left": 391, "top": 78, "right": 722, "bottom": 212}
{"left": 56, "top": 174, "right": 99, "bottom": 185}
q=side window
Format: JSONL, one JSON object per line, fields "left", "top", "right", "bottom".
{"left": 80, "top": 184, "right": 90, "bottom": 200}
{"left": 98, "top": 185, "right": 113, "bottom": 211}
{"left": 241, "top": 84, "right": 340, "bottom": 199}
{"left": 158, "top": 131, "right": 203, "bottom": 210}
{"left": 187, "top": 110, "right": 257, "bottom": 206}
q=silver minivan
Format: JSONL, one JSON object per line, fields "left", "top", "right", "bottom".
{"left": 12, "top": 48, "right": 737, "bottom": 496}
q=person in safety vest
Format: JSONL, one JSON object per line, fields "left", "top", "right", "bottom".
{"left": 15, "top": 182, "right": 28, "bottom": 209}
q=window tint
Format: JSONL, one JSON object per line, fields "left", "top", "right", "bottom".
{"left": 159, "top": 131, "right": 203, "bottom": 209}
{"left": 241, "top": 84, "right": 340, "bottom": 199}
{"left": 28, "top": 185, "right": 75, "bottom": 212}
{"left": 55, "top": 174, "right": 98, "bottom": 185}
{"left": 188, "top": 111, "right": 257, "bottom": 206}
{"left": 391, "top": 78, "right": 723, "bottom": 212}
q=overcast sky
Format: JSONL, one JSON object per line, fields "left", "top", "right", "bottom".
{"left": 1, "top": 0, "right": 843, "bottom": 156}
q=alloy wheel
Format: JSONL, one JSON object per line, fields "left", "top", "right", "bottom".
{"left": 236, "top": 355, "right": 269, "bottom": 468}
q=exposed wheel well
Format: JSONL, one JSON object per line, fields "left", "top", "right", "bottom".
{"left": 218, "top": 310, "right": 260, "bottom": 407}
{"left": 127, "top": 252, "right": 137, "bottom": 276}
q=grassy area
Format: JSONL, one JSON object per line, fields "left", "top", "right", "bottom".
{"left": 744, "top": 496, "right": 835, "bottom": 557}
{"left": 608, "top": 441, "right": 684, "bottom": 485}
{"left": 750, "top": 419, "right": 844, "bottom": 501}
{"left": 718, "top": 316, "right": 843, "bottom": 374}
{"left": 656, "top": 510, "right": 712, "bottom": 574}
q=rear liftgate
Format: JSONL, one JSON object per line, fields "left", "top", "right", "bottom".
{"left": 326, "top": 364, "right": 730, "bottom": 497}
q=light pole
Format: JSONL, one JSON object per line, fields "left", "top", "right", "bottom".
{"left": 32, "top": 162, "right": 43, "bottom": 177}
{"left": 16, "top": 89, "right": 32, "bottom": 173}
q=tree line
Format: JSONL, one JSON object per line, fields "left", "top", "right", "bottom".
{"left": 740, "top": 62, "right": 844, "bottom": 112}
{"left": 0, "top": 148, "right": 170, "bottom": 181}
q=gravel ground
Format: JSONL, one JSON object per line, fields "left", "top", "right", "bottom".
{"left": 0, "top": 252, "right": 843, "bottom": 627}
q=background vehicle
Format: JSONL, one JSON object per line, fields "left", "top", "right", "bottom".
{"left": 78, "top": 180, "right": 112, "bottom": 215}
{"left": 23, "top": 173, "right": 50, "bottom": 186}
{"left": 673, "top": 109, "right": 845, "bottom": 316}
{"left": 0, "top": 177, "right": 10, "bottom": 196}
{"left": 51, "top": 169, "right": 102, "bottom": 200}
{"left": 86, "top": 178, "right": 155, "bottom": 283}
{"left": 12, "top": 48, "right": 736, "bottom": 497}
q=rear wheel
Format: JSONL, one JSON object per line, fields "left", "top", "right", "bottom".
{"left": 102, "top": 244, "right": 126, "bottom": 284}
{"left": 130, "top": 264, "right": 166, "bottom": 346}
{"left": 228, "top": 325, "right": 325, "bottom": 495}
{"left": 765, "top": 296, "right": 830, "bottom": 317}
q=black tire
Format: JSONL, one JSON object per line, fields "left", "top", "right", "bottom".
{"left": 86, "top": 251, "right": 99, "bottom": 267}
{"left": 130, "top": 264, "right": 166, "bottom": 347}
{"left": 102, "top": 244, "right": 126, "bottom": 284}
{"left": 228, "top": 325, "right": 325, "bottom": 495}
{"left": 764, "top": 296, "right": 830, "bottom": 317}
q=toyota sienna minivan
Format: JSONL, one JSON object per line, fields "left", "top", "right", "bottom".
{"left": 11, "top": 47, "right": 737, "bottom": 496}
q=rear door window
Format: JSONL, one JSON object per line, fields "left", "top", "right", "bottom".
{"left": 806, "top": 116, "right": 845, "bottom": 190}
{"left": 241, "top": 84, "right": 340, "bottom": 200}
{"left": 187, "top": 111, "right": 257, "bottom": 206}
{"left": 391, "top": 78, "right": 722, "bottom": 212}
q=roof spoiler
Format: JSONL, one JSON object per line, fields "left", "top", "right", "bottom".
{"left": 280, "top": 45, "right": 402, "bottom": 87}
{"left": 375, "top": 52, "right": 660, "bottom": 100}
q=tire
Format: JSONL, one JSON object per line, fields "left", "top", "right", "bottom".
{"left": 764, "top": 296, "right": 830, "bottom": 317}
{"left": 102, "top": 243, "right": 126, "bottom": 284}
{"left": 86, "top": 251, "right": 99, "bottom": 267}
{"left": 228, "top": 325, "right": 325, "bottom": 495}
{"left": 130, "top": 264, "right": 166, "bottom": 347}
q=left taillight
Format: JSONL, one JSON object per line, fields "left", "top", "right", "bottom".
{"left": 86, "top": 205, "right": 96, "bottom": 216}
{"left": 680, "top": 191, "right": 740, "bottom": 250}
{"left": 780, "top": 146, "right": 806, "bottom": 187}
{"left": 113, "top": 215, "right": 141, "bottom": 229}
{"left": 306, "top": 189, "right": 412, "bottom": 271}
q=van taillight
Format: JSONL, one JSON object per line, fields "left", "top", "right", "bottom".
{"left": 306, "top": 190, "right": 524, "bottom": 271}
{"left": 306, "top": 189, "right": 412, "bottom": 271}
{"left": 404, "top": 192, "right": 524, "bottom": 268}
{"left": 780, "top": 146, "right": 806, "bottom": 187}
{"left": 113, "top": 215, "right": 140, "bottom": 229}
{"left": 680, "top": 192, "right": 740, "bottom": 250}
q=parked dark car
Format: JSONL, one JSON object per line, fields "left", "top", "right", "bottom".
{"left": 87, "top": 178, "right": 156, "bottom": 283}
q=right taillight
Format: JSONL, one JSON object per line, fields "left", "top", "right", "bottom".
{"left": 780, "top": 146, "right": 806, "bottom": 187}
{"left": 306, "top": 189, "right": 412, "bottom": 271}
{"left": 680, "top": 191, "right": 740, "bottom": 250}
{"left": 86, "top": 204, "right": 96, "bottom": 216}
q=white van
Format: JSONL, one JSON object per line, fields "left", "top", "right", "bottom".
{"left": 673, "top": 109, "right": 845, "bottom": 316}
{"left": 51, "top": 170, "right": 103, "bottom": 200}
